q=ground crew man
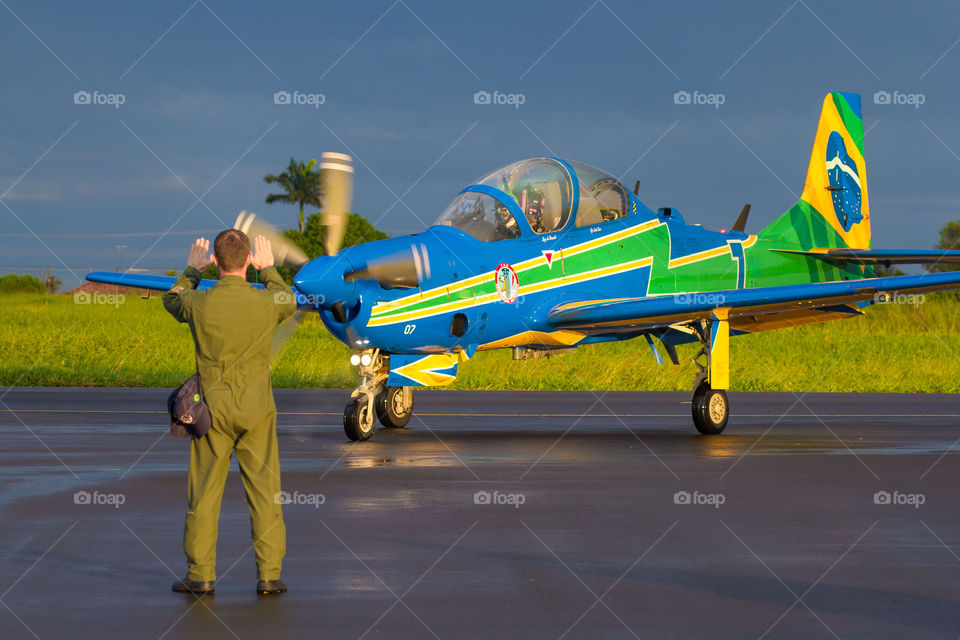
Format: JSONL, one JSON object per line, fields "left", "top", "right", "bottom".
{"left": 163, "top": 230, "right": 297, "bottom": 596}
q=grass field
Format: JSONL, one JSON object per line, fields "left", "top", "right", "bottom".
{"left": 2, "top": 291, "right": 960, "bottom": 392}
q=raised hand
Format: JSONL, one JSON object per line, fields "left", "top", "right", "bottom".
{"left": 187, "top": 238, "right": 212, "bottom": 271}
{"left": 250, "top": 234, "right": 274, "bottom": 270}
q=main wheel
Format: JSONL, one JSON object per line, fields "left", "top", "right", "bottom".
{"left": 692, "top": 381, "right": 728, "bottom": 435}
{"left": 344, "top": 398, "right": 375, "bottom": 441}
{"left": 376, "top": 386, "right": 413, "bottom": 428}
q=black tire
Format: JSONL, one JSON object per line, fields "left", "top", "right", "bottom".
{"left": 375, "top": 386, "right": 413, "bottom": 428}
{"left": 692, "top": 382, "right": 728, "bottom": 435}
{"left": 343, "top": 398, "right": 375, "bottom": 441}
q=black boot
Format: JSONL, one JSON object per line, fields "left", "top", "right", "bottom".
{"left": 256, "top": 579, "right": 287, "bottom": 595}
{"left": 172, "top": 578, "right": 215, "bottom": 595}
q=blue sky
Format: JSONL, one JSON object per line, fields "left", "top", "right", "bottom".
{"left": 3, "top": 0, "right": 960, "bottom": 287}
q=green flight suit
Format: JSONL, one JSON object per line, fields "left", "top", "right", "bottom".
{"left": 162, "top": 265, "right": 297, "bottom": 582}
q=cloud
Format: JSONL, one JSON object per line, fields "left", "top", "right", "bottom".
{"left": 336, "top": 124, "right": 401, "bottom": 141}
{"left": 1, "top": 176, "right": 185, "bottom": 202}
{"left": 143, "top": 86, "right": 266, "bottom": 124}
{"left": 2, "top": 183, "right": 61, "bottom": 202}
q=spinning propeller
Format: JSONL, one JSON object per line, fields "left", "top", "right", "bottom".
{"left": 233, "top": 151, "right": 358, "bottom": 267}
{"left": 232, "top": 152, "right": 432, "bottom": 355}
{"left": 318, "top": 152, "right": 353, "bottom": 256}
{"left": 343, "top": 243, "right": 432, "bottom": 290}
{"left": 233, "top": 210, "right": 309, "bottom": 268}
{"left": 234, "top": 152, "right": 357, "bottom": 356}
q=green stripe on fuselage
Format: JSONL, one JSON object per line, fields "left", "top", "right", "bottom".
{"left": 371, "top": 204, "right": 864, "bottom": 323}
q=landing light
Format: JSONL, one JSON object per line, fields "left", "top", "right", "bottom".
{"left": 360, "top": 353, "right": 373, "bottom": 367}
{"left": 350, "top": 354, "right": 361, "bottom": 366}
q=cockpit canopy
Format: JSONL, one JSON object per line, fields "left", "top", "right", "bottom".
{"left": 435, "top": 158, "right": 631, "bottom": 242}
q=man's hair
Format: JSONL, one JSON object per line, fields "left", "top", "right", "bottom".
{"left": 214, "top": 229, "right": 250, "bottom": 272}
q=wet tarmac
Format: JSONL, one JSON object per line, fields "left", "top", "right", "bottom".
{"left": 1, "top": 388, "right": 959, "bottom": 639}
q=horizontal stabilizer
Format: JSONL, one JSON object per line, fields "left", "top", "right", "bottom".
{"left": 772, "top": 248, "right": 960, "bottom": 265}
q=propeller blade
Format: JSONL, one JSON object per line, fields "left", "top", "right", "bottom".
{"left": 233, "top": 211, "right": 309, "bottom": 268}
{"left": 272, "top": 309, "right": 306, "bottom": 360}
{"left": 319, "top": 152, "right": 353, "bottom": 256}
{"left": 344, "top": 243, "right": 431, "bottom": 290}
{"left": 732, "top": 204, "right": 751, "bottom": 233}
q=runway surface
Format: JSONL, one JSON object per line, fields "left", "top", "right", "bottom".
{"left": 1, "top": 388, "right": 959, "bottom": 639}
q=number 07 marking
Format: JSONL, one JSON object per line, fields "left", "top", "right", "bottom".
{"left": 403, "top": 324, "right": 416, "bottom": 334}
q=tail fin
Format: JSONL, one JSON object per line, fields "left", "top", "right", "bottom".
{"left": 761, "top": 92, "right": 871, "bottom": 250}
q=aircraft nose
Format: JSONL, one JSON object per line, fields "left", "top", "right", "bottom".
{"left": 293, "top": 255, "right": 356, "bottom": 306}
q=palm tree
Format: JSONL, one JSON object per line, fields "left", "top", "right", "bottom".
{"left": 264, "top": 158, "right": 322, "bottom": 233}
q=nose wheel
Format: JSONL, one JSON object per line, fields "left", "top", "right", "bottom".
{"left": 376, "top": 386, "right": 413, "bottom": 428}
{"left": 343, "top": 350, "right": 416, "bottom": 441}
{"left": 343, "top": 399, "right": 375, "bottom": 441}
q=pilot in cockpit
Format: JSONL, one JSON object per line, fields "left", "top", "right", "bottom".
{"left": 494, "top": 203, "right": 519, "bottom": 238}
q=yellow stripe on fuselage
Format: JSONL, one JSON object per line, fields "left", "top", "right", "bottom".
{"left": 370, "top": 219, "right": 663, "bottom": 318}
{"left": 367, "top": 256, "right": 655, "bottom": 326}
{"left": 668, "top": 244, "right": 730, "bottom": 268}
{"left": 368, "top": 216, "right": 756, "bottom": 327}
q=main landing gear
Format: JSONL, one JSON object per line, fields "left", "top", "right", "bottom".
{"left": 692, "top": 380, "right": 728, "bottom": 435}
{"left": 689, "top": 314, "right": 730, "bottom": 435}
{"left": 343, "top": 349, "right": 415, "bottom": 441}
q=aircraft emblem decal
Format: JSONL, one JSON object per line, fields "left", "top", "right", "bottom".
{"left": 495, "top": 263, "right": 519, "bottom": 303}
{"left": 825, "top": 131, "right": 863, "bottom": 231}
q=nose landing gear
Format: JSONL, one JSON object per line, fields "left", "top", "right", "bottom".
{"left": 343, "top": 349, "right": 415, "bottom": 441}
{"left": 376, "top": 385, "right": 414, "bottom": 428}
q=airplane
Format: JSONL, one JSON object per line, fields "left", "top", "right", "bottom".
{"left": 88, "top": 92, "right": 960, "bottom": 441}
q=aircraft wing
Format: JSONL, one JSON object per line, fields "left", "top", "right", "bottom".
{"left": 85, "top": 271, "right": 315, "bottom": 307}
{"left": 546, "top": 271, "right": 960, "bottom": 333}
{"left": 772, "top": 248, "right": 960, "bottom": 265}
{"left": 87, "top": 271, "right": 217, "bottom": 291}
